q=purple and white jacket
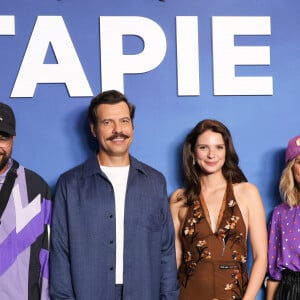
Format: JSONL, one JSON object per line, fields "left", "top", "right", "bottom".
{"left": 0, "top": 159, "right": 52, "bottom": 299}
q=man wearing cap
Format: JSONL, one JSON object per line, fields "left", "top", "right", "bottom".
{"left": 0, "top": 102, "right": 51, "bottom": 300}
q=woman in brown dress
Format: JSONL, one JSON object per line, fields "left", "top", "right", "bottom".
{"left": 170, "top": 119, "right": 267, "bottom": 300}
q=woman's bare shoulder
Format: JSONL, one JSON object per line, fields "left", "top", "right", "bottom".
{"left": 170, "top": 188, "right": 189, "bottom": 224}
{"left": 234, "top": 181, "right": 260, "bottom": 194}
{"left": 170, "top": 188, "right": 185, "bottom": 204}
{"left": 170, "top": 188, "right": 186, "bottom": 206}
{"left": 233, "top": 182, "right": 263, "bottom": 208}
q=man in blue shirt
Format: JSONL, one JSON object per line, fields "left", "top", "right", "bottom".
{"left": 50, "top": 90, "right": 179, "bottom": 300}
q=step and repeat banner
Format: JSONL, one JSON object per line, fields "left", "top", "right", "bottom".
{"left": 1, "top": 1, "right": 298, "bottom": 298}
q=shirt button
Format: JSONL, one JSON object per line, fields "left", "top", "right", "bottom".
{"left": 109, "top": 214, "right": 113, "bottom": 219}
{"left": 110, "top": 240, "right": 114, "bottom": 244}
{"left": 110, "top": 267, "right": 114, "bottom": 271}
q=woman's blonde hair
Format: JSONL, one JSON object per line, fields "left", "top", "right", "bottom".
{"left": 279, "top": 158, "right": 300, "bottom": 207}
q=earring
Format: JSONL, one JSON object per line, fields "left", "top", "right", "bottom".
{"left": 192, "top": 157, "right": 196, "bottom": 165}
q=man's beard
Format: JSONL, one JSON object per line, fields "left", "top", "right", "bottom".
{"left": 0, "top": 152, "right": 10, "bottom": 173}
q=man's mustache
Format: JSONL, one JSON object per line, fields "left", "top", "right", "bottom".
{"left": 106, "top": 133, "right": 130, "bottom": 141}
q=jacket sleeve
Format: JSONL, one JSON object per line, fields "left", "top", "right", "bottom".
{"left": 160, "top": 179, "right": 180, "bottom": 299}
{"left": 40, "top": 187, "right": 52, "bottom": 300}
{"left": 24, "top": 168, "right": 52, "bottom": 300}
{"left": 267, "top": 207, "right": 282, "bottom": 281}
{"left": 50, "top": 176, "right": 76, "bottom": 300}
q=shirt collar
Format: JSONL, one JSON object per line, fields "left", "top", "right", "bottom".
{"left": 83, "top": 154, "right": 148, "bottom": 177}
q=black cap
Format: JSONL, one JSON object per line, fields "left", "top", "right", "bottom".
{"left": 0, "top": 102, "right": 16, "bottom": 136}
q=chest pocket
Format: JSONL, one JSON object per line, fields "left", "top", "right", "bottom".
{"left": 139, "top": 206, "right": 165, "bottom": 232}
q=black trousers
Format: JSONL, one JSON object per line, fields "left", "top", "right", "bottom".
{"left": 275, "top": 269, "right": 300, "bottom": 300}
{"left": 115, "top": 284, "right": 123, "bottom": 300}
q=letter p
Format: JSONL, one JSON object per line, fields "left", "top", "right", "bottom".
{"left": 100, "top": 16, "right": 167, "bottom": 92}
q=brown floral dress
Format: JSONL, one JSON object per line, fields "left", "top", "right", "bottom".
{"left": 177, "top": 184, "right": 248, "bottom": 300}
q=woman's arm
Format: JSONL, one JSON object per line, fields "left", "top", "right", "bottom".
{"left": 169, "top": 189, "right": 185, "bottom": 269}
{"left": 266, "top": 279, "right": 279, "bottom": 300}
{"left": 237, "top": 183, "right": 268, "bottom": 300}
{"left": 266, "top": 205, "right": 283, "bottom": 300}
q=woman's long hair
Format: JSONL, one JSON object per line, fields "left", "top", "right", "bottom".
{"left": 182, "top": 119, "right": 247, "bottom": 205}
{"left": 279, "top": 158, "right": 300, "bottom": 207}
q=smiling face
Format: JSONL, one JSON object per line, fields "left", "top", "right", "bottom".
{"left": 0, "top": 132, "right": 14, "bottom": 174}
{"left": 292, "top": 154, "right": 300, "bottom": 187}
{"left": 194, "top": 130, "right": 226, "bottom": 175}
{"left": 90, "top": 101, "right": 134, "bottom": 166}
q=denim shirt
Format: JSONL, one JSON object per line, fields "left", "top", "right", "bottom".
{"left": 50, "top": 154, "right": 179, "bottom": 300}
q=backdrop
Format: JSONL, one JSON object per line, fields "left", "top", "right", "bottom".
{"left": 1, "top": 1, "right": 299, "bottom": 298}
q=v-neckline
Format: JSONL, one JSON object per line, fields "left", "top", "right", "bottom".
{"left": 199, "top": 184, "right": 228, "bottom": 234}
